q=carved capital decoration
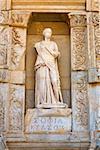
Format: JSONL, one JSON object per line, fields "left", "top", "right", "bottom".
{"left": 10, "top": 11, "right": 31, "bottom": 28}
{"left": 68, "top": 13, "right": 87, "bottom": 27}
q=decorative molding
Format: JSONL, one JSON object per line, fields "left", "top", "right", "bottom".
{"left": 68, "top": 13, "right": 87, "bottom": 27}
{"left": 12, "top": 0, "right": 85, "bottom": 12}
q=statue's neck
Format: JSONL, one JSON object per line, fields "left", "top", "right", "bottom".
{"left": 44, "top": 38, "right": 50, "bottom": 42}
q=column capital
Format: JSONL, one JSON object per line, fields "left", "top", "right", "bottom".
{"left": 68, "top": 13, "right": 87, "bottom": 27}
{"left": 9, "top": 10, "right": 31, "bottom": 28}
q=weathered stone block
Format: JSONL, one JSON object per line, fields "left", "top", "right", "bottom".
{"left": 88, "top": 68, "right": 100, "bottom": 83}
{"left": 10, "top": 71, "right": 25, "bottom": 84}
{"left": 25, "top": 108, "right": 72, "bottom": 134}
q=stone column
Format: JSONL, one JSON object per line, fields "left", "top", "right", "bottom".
{"left": 68, "top": 13, "right": 89, "bottom": 132}
{"left": 87, "top": 12, "right": 100, "bottom": 149}
{"left": 0, "top": 1, "right": 11, "bottom": 133}
{"left": 5, "top": 11, "right": 31, "bottom": 136}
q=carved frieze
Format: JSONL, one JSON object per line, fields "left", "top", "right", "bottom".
{"left": 10, "top": 27, "right": 26, "bottom": 70}
{"left": 8, "top": 84, "right": 25, "bottom": 132}
{"left": 69, "top": 14, "right": 87, "bottom": 27}
{"left": 72, "top": 71, "right": 89, "bottom": 131}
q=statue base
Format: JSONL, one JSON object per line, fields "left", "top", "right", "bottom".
{"left": 25, "top": 108, "right": 72, "bottom": 134}
{"left": 36, "top": 102, "right": 67, "bottom": 108}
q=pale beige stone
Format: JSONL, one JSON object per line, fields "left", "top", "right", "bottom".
{"left": 86, "top": 0, "right": 99, "bottom": 11}
{"left": 12, "top": 0, "right": 85, "bottom": 12}
{"left": 0, "top": 0, "right": 11, "bottom": 10}
{"left": 25, "top": 108, "right": 72, "bottom": 133}
{"left": 10, "top": 71, "right": 25, "bottom": 84}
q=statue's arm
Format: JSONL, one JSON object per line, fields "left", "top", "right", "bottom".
{"left": 53, "top": 42, "right": 60, "bottom": 58}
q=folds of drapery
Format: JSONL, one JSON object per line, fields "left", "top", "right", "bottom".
{"left": 34, "top": 42, "right": 63, "bottom": 107}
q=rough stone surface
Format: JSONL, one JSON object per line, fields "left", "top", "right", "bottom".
{"left": 25, "top": 108, "right": 72, "bottom": 133}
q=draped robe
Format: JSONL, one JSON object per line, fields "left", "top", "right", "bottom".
{"left": 34, "top": 41, "right": 63, "bottom": 108}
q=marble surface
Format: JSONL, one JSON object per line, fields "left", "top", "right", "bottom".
{"left": 25, "top": 108, "right": 72, "bottom": 133}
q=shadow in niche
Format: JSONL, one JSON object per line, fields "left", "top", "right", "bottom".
{"left": 25, "top": 13, "right": 71, "bottom": 112}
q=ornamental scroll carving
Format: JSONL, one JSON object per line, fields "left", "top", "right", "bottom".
{"left": 10, "top": 27, "right": 26, "bottom": 70}
{"left": 8, "top": 84, "right": 25, "bottom": 132}
{"left": 92, "top": 13, "right": 100, "bottom": 71}
{"left": 69, "top": 14, "right": 87, "bottom": 70}
{"left": 72, "top": 72, "right": 88, "bottom": 131}
{"left": 72, "top": 27, "right": 87, "bottom": 70}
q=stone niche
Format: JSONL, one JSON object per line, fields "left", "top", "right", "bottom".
{"left": 26, "top": 13, "right": 71, "bottom": 110}
{"left": 25, "top": 13, "right": 72, "bottom": 134}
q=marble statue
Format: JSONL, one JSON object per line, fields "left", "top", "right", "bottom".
{"left": 34, "top": 28, "right": 66, "bottom": 108}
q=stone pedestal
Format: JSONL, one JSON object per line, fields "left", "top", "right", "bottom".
{"left": 25, "top": 108, "right": 72, "bottom": 134}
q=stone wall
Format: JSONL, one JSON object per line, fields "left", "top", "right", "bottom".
{"left": 0, "top": 0, "right": 99, "bottom": 149}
